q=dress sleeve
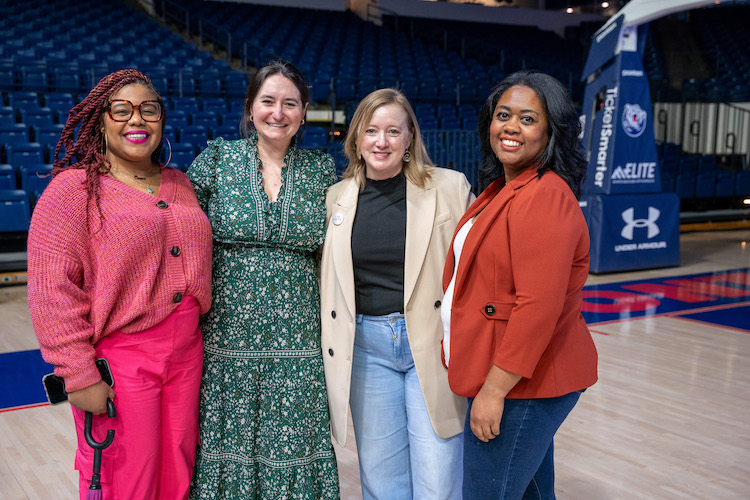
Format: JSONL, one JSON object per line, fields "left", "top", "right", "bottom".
{"left": 187, "top": 138, "right": 222, "bottom": 211}
{"left": 26, "top": 174, "right": 100, "bottom": 392}
{"left": 322, "top": 152, "right": 338, "bottom": 188}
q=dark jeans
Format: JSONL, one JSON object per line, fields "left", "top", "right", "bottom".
{"left": 463, "top": 391, "right": 581, "bottom": 500}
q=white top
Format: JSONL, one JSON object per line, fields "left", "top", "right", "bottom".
{"left": 440, "top": 218, "right": 474, "bottom": 367}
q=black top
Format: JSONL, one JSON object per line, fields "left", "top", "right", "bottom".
{"left": 351, "top": 172, "right": 407, "bottom": 316}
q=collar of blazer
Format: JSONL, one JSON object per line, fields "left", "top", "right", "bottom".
{"left": 442, "top": 165, "right": 541, "bottom": 294}
{"left": 328, "top": 174, "right": 438, "bottom": 317}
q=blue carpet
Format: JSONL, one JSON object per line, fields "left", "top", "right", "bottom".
{"left": 0, "top": 349, "right": 54, "bottom": 410}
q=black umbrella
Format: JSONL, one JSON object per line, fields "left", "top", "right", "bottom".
{"left": 83, "top": 399, "right": 116, "bottom": 500}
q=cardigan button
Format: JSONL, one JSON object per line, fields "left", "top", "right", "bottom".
{"left": 328, "top": 348, "right": 334, "bottom": 356}
{"left": 156, "top": 200, "right": 168, "bottom": 209}
{"left": 173, "top": 293, "right": 183, "bottom": 303}
{"left": 170, "top": 246, "right": 181, "bottom": 257}
{"left": 484, "top": 304, "right": 496, "bottom": 316}
{"left": 331, "top": 310, "right": 336, "bottom": 319}
{"left": 434, "top": 300, "right": 441, "bottom": 308}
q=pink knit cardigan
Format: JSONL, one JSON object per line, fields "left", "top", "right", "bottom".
{"left": 27, "top": 167, "right": 213, "bottom": 392}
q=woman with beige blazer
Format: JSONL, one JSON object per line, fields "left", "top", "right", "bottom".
{"left": 320, "top": 89, "right": 473, "bottom": 500}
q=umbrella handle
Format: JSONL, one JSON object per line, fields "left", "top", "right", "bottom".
{"left": 84, "top": 399, "right": 116, "bottom": 450}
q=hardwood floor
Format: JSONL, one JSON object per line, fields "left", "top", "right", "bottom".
{"left": 1, "top": 229, "right": 749, "bottom": 499}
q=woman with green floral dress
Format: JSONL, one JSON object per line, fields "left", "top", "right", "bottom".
{"left": 188, "top": 61, "right": 340, "bottom": 499}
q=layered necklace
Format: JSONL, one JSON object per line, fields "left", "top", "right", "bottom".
{"left": 110, "top": 164, "right": 161, "bottom": 195}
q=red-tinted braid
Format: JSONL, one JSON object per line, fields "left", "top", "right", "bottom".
{"left": 51, "top": 69, "right": 165, "bottom": 215}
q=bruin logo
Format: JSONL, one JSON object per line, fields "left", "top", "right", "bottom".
{"left": 621, "top": 207, "right": 660, "bottom": 240}
{"left": 622, "top": 103, "right": 647, "bottom": 138}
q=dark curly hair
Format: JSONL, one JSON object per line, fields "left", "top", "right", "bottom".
{"left": 51, "top": 69, "right": 166, "bottom": 211}
{"left": 477, "top": 71, "right": 587, "bottom": 198}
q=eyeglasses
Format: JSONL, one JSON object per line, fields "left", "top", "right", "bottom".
{"left": 107, "top": 99, "right": 163, "bottom": 122}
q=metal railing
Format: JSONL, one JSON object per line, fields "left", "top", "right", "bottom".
{"left": 654, "top": 101, "right": 750, "bottom": 169}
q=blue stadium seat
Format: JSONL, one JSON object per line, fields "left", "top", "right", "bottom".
{"left": 697, "top": 155, "right": 716, "bottom": 172}
{"left": 162, "top": 125, "right": 178, "bottom": 145}
{"left": 168, "top": 110, "right": 189, "bottom": 130}
{"left": 437, "top": 105, "right": 456, "bottom": 118}
{"left": 192, "top": 112, "right": 218, "bottom": 130}
{"left": 694, "top": 171, "right": 715, "bottom": 199}
{"left": 440, "top": 116, "right": 461, "bottom": 130}
{"left": 458, "top": 104, "right": 478, "bottom": 119}
{"left": 52, "top": 66, "right": 83, "bottom": 93}
{"left": 212, "top": 125, "right": 239, "bottom": 141}
{"left": 222, "top": 111, "right": 243, "bottom": 128}
{"left": 8, "top": 92, "right": 40, "bottom": 111}
{"left": 0, "top": 123, "right": 30, "bottom": 146}
{"left": 300, "top": 127, "right": 328, "bottom": 149}
{"left": 21, "top": 108, "right": 55, "bottom": 130}
{"left": 660, "top": 171, "right": 675, "bottom": 193}
{"left": 415, "top": 104, "right": 435, "bottom": 119}
{"left": 179, "top": 126, "right": 208, "bottom": 150}
{"left": 21, "top": 67, "right": 49, "bottom": 92}
{"left": 660, "top": 143, "right": 681, "bottom": 165}
{"left": 736, "top": 170, "right": 750, "bottom": 197}
{"left": 198, "top": 73, "right": 222, "bottom": 97}
{"left": 0, "top": 189, "right": 31, "bottom": 232}
{"left": 225, "top": 72, "right": 248, "bottom": 98}
{"left": 6, "top": 142, "right": 44, "bottom": 167}
{"left": 166, "top": 142, "right": 197, "bottom": 170}
{"left": 462, "top": 117, "right": 478, "bottom": 130}
{"left": 45, "top": 93, "right": 76, "bottom": 120}
{"left": 675, "top": 173, "right": 696, "bottom": 199}
{"left": 19, "top": 163, "right": 53, "bottom": 202}
{"left": 715, "top": 170, "right": 735, "bottom": 198}
{"left": 34, "top": 124, "right": 64, "bottom": 150}
{"left": 0, "top": 107, "right": 16, "bottom": 126}
{"left": 419, "top": 116, "right": 439, "bottom": 130}
{"left": 170, "top": 97, "right": 200, "bottom": 115}
{"left": 0, "top": 164, "right": 15, "bottom": 189}
{"left": 202, "top": 98, "right": 227, "bottom": 115}
{"left": 679, "top": 156, "right": 698, "bottom": 175}
{"left": 335, "top": 79, "right": 356, "bottom": 102}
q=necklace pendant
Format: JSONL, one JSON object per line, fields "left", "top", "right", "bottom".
{"left": 146, "top": 186, "right": 154, "bottom": 194}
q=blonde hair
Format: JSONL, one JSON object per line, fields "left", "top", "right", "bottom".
{"left": 343, "top": 88, "right": 433, "bottom": 189}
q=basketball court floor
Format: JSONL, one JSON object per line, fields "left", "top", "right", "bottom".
{"left": 1, "top": 228, "right": 749, "bottom": 499}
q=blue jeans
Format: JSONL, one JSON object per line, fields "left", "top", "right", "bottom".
{"left": 349, "top": 313, "right": 463, "bottom": 500}
{"left": 463, "top": 392, "right": 581, "bottom": 500}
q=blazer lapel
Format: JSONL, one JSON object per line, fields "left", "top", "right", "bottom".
{"left": 404, "top": 179, "right": 436, "bottom": 307}
{"left": 329, "top": 179, "right": 359, "bottom": 318}
{"left": 452, "top": 169, "right": 541, "bottom": 296}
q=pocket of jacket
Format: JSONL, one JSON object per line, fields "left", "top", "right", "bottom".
{"left": 480, "top": 301, "right": 514, "bottom": 320}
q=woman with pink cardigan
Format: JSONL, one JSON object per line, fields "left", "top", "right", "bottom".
{"left": 27, "top": 70, "right": 212, "bottom": 500}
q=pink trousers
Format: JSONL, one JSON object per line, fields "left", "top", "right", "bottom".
{"left": 72, "top": 297, "right": 204, "bottom": 500}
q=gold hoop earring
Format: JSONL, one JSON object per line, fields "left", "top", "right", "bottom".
{"left": 102, "top": 134, "right": 108, "bottom": 154}
{"left": 301, "top": 118, "right": 305, "bottom": 125}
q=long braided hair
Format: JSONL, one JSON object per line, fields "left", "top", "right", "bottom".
{"left": 52, "top": 69, "right": 166, "bottom": 212}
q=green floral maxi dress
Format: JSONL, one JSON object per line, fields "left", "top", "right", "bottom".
{"left": 188, "top": 135, "right": 340, "bottom": 499}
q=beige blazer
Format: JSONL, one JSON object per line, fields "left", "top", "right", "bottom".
{"left": 320, "top": 166, "right": 474, "bottom": 446}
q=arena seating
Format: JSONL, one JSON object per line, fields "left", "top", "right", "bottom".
{"left": 0, "top": 0, "right": 748, "bottom": 234}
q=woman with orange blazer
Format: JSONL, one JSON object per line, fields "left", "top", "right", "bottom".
{"left": 441, "top": 71, "right": 598, "bottom": 500}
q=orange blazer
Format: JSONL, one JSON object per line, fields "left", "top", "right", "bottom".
{"left": 442, "top": 166, "right": 598, "bottom": 399}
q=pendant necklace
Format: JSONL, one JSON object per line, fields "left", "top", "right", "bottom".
{"left": 111, "top": 165, "right": 159, "bottom": 194}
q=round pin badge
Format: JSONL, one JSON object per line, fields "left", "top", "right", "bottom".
{"left": 332, "top": 213, "right": 344, "bottom": 226}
